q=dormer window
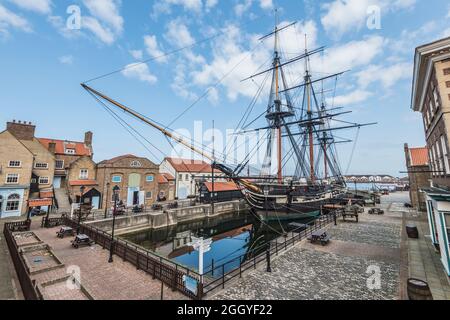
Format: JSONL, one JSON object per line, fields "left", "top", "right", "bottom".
{"left": 34, "top": 163, "right": 48, "bottom": 169}
{"left": 65, "top": 148, "right": 76, "bottom": 155}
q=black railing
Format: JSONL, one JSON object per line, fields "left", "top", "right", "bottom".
{"left": 3, "top": 221, "right": 42, "bottom": 300}
{"left": 201, "top": 211, "right": 342, "bottom": 296}
{"left": 62, "top": 216, "right": 203, "bottom": 299}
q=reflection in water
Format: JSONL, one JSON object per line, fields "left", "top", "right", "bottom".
{"left": 120, "top": 211, "right": 316, "bottom": 278}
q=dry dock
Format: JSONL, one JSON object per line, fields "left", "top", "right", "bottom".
{"left": 210, "top": 192, "right": 449, "bottom": 300}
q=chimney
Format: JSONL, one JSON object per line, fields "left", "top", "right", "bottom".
{"left": 84, "top": 131, "right": 93, "bottom": 147}
{"left": 404, "top": 143, "right": 411, "bottom": 168}
{"left": 48, "top": 142, "right": 56, "bottom": 154}
{"left": 7, "top": 120, "right": 36, "bottom": 141}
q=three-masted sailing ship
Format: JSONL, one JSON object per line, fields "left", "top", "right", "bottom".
{"left": 81, "top": 20, "right": 375, "bottom": 219}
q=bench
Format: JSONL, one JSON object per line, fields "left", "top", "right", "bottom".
{"left": 308, "top": 229, "right": 331, "bottom": 246}
{"left": 342, "top": 212, "right": 359, "bottom": 222}
{"left": 71, "top": 234, "right": 94, "bottom": 249}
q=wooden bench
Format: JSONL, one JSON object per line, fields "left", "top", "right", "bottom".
{"left": 308, "top": 230, "right": 331, "bottom": 246}
{"left": 342, "top": 212, "right": 359, "bottom": 222}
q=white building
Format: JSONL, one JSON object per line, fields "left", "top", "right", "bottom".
{"left": 159, "top": 158, "right": 225, "bottom": 199}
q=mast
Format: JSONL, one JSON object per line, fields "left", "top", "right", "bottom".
{"left": 305, "top": 35, "right": 315, "bottom": 183}
{"left": 274, "top": 12, "right": 282, "bottom": 184}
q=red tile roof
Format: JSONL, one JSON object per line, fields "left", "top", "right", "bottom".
{"left": 99, "top": 154, "right": 138, "bottom": 164}
{"left": 409, "top": 147, "right": 429, "bottom": 166}
{"left": 38, "top": 138, "right": 91, "bottom": 156}
{"left": 203, "top": 182, "right": 241, "bottom": 192}
{"left": 158, "top": 173, "right": 175, "bottom": 184}
{"left": 165, "top": 157, "right": 221, "bottom": 173}
{"left": 69, "top": 180, "right": 98, "bottom": 187}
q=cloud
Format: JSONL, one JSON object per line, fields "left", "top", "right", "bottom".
{"left": 83, "top": 0, "right": 123, "bottom": 33}
{"left": 144, "top": 35, "right": 167, "bottom": 62}
{"left": 121, "top": 63, "right": 157, "bottom": 85}
{"left": 321, "top": 0, "right": 416, "bottom": 38}
{"left": 356, "top": 62, "right": 412, "bottom": 89}
{"left": 8, "top": 0, "right": 52, "bottom": 14}
{"left": 331, "top": 90, "right": 372, "bottom": 106}
{"left": 82, "top": 16, "right": 115, "bottom": 45}
{"left": 81, "top": 0, "right": 123, "bottom": 44}
{"left": 206, "top": 0, "right": 219, "bottom": 9}
{"left": 152, "top": 0, "right": 203, "bottom": 18}
{"left": 165, "top": 20, "right": 195, "bottom": 47}
{"left": 59, "top": 55, "right": 74, "bottom": 65}
{"left": 234, "top": 0, "right": 274, "bottom": 17}
{"left": 259, "top": 0, "right": 273, "bottom": 10}
{"left": 129, "top": 50, "right": 143, "bottom": 60}
{"left": 0, "top": 4, "right": 32, "bottom": 35}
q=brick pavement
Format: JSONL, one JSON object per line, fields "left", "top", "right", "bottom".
{"left": 29, "top": 222, "right": 186, "bottom": 300}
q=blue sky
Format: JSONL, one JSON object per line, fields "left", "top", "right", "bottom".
{"left": 0, "top": 0, "right": 449, "bottom": 177}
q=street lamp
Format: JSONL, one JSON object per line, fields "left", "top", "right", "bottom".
{"left": 104, "top": 182, "right": 110, "bottom": 219}
{"left": 109, "top": 185, "right": 120, "bottom": 263}
{"left": 77, "top": 186, "right": 86, "bottom": 235}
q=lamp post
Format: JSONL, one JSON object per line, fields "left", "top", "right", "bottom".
{"left": 77, "top": 186, "right": 86, "bottom": 235}
{"left": 109, "top": 185, "right": 120, "bottom": 263}
{"left": 104, "top": 182, "right": 110, "bottom": 219}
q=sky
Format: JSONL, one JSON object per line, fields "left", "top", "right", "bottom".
{"left": 0, "top": 0, "right": 449, "bottom": 178}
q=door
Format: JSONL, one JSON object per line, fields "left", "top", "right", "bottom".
{"left": 92, "top": 196, "right": 100, "bottom": 210}
{"left": 133, "top": 191, "right": 139, "bottom": 205}
{"left": 53, "top": 177, "right": 62, "bottom": 189}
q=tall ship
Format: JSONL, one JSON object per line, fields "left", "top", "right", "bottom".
{"left": 81, "top": 19, "right": 375, "bottom": 219}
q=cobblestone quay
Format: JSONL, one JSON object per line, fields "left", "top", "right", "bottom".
{"left": 211, "top": 193, "right": 408, "bottom": 300}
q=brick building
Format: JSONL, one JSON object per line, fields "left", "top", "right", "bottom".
{"left": 412, "top": 36, "right": 450, "bottom": 276}
{"left": 159, "top": 157, "right": 225, "bottom": 199}
{"left": 0, "top": 121, "right": 56, "bottom": 218}
{"left": 404, "top": 144, "right": 431, "bottom": 211}
{"left": 97, "top": 155, "right": 159, "bottom": 209}
{"left": 157, "top": 173, "right": 176, "bottom": 202}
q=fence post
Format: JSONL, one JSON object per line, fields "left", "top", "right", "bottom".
{"left": 222, "top": 264, "right": 225, "bottom": 289}
{"left": 239, "top": 256, "right": 242, "bottom": 278}
{"left": 136, "top": 252, "right": 140, "bottom": 270}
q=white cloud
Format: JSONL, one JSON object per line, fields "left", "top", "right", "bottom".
{"left": 331, "top": 90, "right": 372, "bottom": 106}
{"left": 8, "top": 0, "right": 52, "bottom": 14}
{"left": 152, "top": 0, "right": 203, "bottom": 18}
{"left": 121, "top": 63, "right": 157, "bottom": 85}
{"left": 165, "top": 20, "right": 195, "bottom": 47}
{"left": 235, "top": 0, "right": 252, "bottom": 17}
{"left": 259, "top": 0, "right": 273, "bottom": 10}
{"left": 83, "top": 0, "right": 123, "bottom": 33}
{"left": 129, "top": 50, "right": 143, "bottom": 60}
{"left": 144, "top": 35, "right": 167, "bottom": 62}
{"left": 321, "top": 0, "right": 416, "bottom": 38}
{"left": 80, "top": 0, "right": 123, "bottom": 44}
{"left": 82, "top": 16, "right": 115, "bottom": 45}
{"left": 172, "top": 63, "right": 198, "bottom": 100}
{"left": 356, "top": 62, "right": 412, "bottom": 89}
{"left": 0, "top": 4, "right": 32, "bottom": 35}
{"left": 59, "top": 55, "right": 74, "bottom": 65}
{"left": 206, "top": 0, "right": 219, "bottom": 9}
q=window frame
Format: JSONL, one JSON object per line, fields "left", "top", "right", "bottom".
{"left": 79, "top": 169, "right": 89, "bottom": 180}
{"left": 8, "top": 160, "right": 22, "bottom": 168}
{"left": 39, "top": 176, "right": 50, "bottom": 185}
{"left": 5, "top": 194, "right": 20, "bottom": 212}
{"left": 146, "top": 175, "right": 154, "bottom": 182}
{"left": 111, "top": 175, "right": 122, "bottom": 183}
{"left": 55, "top": 160, "right": 65, "bottom": 170}
{"left": 65, "top": 149, "right": 76, "bottom": 155}
{"left": 34, "top": 162, "right": 49, "bottom": 169}
{"left": 5, "top": 174, "right": 19, "bottom": 184}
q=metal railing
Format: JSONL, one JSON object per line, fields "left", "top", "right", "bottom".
{"left": 61, "top": 216, "right": 204, "bottom": 299}
{"left": 201, "top": 211, "right": 342, "bottom": 296}
{"left": 3, "top": 221, "right": 42, "bottom": 300}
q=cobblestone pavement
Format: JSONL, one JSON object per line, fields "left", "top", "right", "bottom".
{"left": 210, "top": 193, "right": 408, "bottom": 300}
{"left": 31, "top": 223, "right": 186, "bottom": 300}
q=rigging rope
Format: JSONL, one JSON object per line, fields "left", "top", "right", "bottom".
{"left": 345, "top": 127, "right": 361, "bottom": 175}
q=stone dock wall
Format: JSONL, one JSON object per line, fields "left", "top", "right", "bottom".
{"left": 85, "top": 200, "right": 248, "bottom": 234}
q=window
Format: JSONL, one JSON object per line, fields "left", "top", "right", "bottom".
{"left": 146, "top": 191, "right": 153, "bottom": 199}
{"left": 31, "top": 178, "right": 37, "bottom": 184}
{"left": 6, "top": 174, "right": 19, "bottom": 184}
{"left": 441, "top": 135, "right": 450, "bottom": 175}
{"left": 112, "top": 175, "right": 122, "bottom": 183}
{"left": 146, "top": 175, "right": 154, "bottom": 182}
{"left": 39, "top": 177, "right": 50, "bottom": 185}
{"left": 6, "top": 194, "right": 20, "bottom": 211}
{"left": 446, "top": 81, "right": 450, "bottom": 88}
{"left": 185, "top": 174, "right": 189, "bottom": 181}
{"left": 432, "top": 86, "right": 440, "bottom": 110}
{"left": 79, "top": 169, "right": 89, "bottom": 180}
{"left": 8, "top": 160, "right": 21, "bottom": 168}
{"left": 56, "top": 160, "right": 64, "bottom": 169}
{"left": 179, "top": 174, "right": 183, "bottom": 181}
{"left": 65, "top": 149, "right": 75, "bottom": 155}
{"left": 130, "top": 160, "right": 142, "bottom": 168}
{"left": 34, "top": 163, "right": 48, "bottom": 169}
{"left": 444, "top": 68, "right": 450, "bottom": 75}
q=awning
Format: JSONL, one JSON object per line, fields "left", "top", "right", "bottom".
{"left": 29, "top": 198, "right": 53, "bottom": 207}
